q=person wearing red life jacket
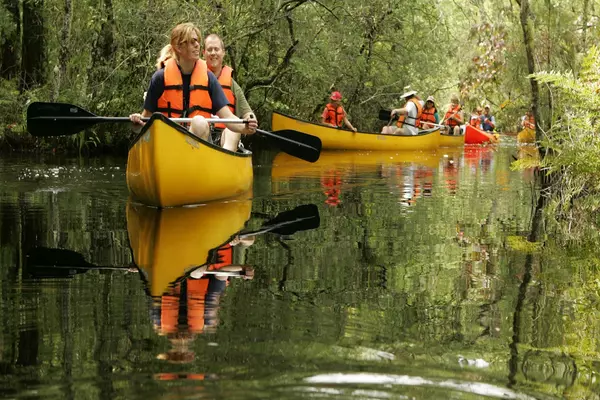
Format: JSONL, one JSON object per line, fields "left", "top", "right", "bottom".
{"left": 321, "top": 91, "right": 357, "bottom": 132}
{"left": 203, "top": 34, "right": 258, "bottom": 150}
{"left": 443, "top": 93, "right": 464, "bottom": 135}
{"left": 417, "top": 95, "right": 439, "bottom": 129}
{"left": 381, "top": 87, "right": 424, "bottom": 136}
{"left": 469, "top": 107, "right": 482, "bottom": 128}
{"left": 129, "top": 23, "right": 257, "bottom": 152}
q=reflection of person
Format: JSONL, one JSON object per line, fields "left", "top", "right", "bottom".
{"left": 321, "top": 91, "right": 357, "bottom": 132}
{"left": 203, "top": 33, "right": 258, "bottom": 149}
{"left": 153, "top": 238, "right": 255, "bottom": 363}
{"left": 129, "top": 23, "right": 257, "bottom": 152}
{"left": 381, "top": 87, "right": 424, "bottom": 136}
{"left": 321, "top": 171, "right": 342, "bottom": 206}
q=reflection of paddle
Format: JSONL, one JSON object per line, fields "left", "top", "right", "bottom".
{"left": 26, "top": 204, "right": 320, "bottom": 279}
{"left": 26, "top": 102, "right": 322, "bottom": 163}
{"left": 240, "top": 203, "right": 320, "bottom": 238}
{"left": 378, "top": 109, "right": 444, "bottom": 128}
{"left": 25, "top": 247, "right": 247, "bottom": 279}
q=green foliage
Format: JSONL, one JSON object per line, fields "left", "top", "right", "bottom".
{"left": 530, "top": 46, "right": 600, "bottom": 244}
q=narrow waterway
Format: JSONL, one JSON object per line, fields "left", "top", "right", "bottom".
{"left": 0, "top": 139, "right": 597, "bottom": 399}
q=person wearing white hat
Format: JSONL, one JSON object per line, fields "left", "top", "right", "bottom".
{"left": 381, "top": 87, "right": 424, "bottom": 136}
{"left": 443, "top": 93, "right": 464, "bottom": 135}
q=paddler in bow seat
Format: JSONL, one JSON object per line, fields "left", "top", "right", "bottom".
{"left": 321, "top": 91, "right": 357, "bottom": 132}
{"left": 129, "top": 22, "right": 257, "bottom": 152}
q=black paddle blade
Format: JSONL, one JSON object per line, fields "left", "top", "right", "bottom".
{"left": 261, "top": 204, "right": 320, "bottom": 236}
{"left": 25, "top": 247, "right": 94, "bottom": 279}
{"left": 27, "top": 102, "right": 97, "bottom": 137}
{"left": 378, "top": 109, "right": 396, "bottom": 121}
{"left": 260, "top": 129, "right": 322, "bottom": 163}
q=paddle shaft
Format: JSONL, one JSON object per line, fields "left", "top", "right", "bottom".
{"left": 257, "top": 128, "right": 318, "bottom": 152}
{"left": 28, "top": 116, "right": 246, "bottom": 124}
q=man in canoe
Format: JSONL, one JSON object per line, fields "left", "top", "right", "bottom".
{"left": 417, "top": 95, "right": 439, "bottom": 129}
{"left": 321, "top": 91, "right": 357, "bottom": 132}
{"left": 443, "top": 93, "right": 464, "bottom": 135}
{"left": 129, "top": 23, "right": 257, "bottom": 152}
{"left": 480, "top": 104, "right": 496, "bottom": 132}
{"left": 203, "top": 33, "right": 259, "bottom": 149}
{"left": 381, "top": 87, "right": 424, "bottom": 136}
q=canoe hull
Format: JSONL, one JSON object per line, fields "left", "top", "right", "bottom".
{"left": 272, "top": 111, "right": 440, "bottom": 151}
{"left": 517, "top": 128, "right": 535, "bottom": 144}
{"left": 126, "top": 114, "right": 253, "bottom": 207}
{"left": 439, "top": 133, "right": 465, "bottom": 147}
{"left": 464, "top": 124, "right": 499, "bottom": 145}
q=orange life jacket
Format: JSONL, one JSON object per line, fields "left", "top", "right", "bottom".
{"left": 417, "top": 107, "right": 436, "bottom": 128}
{"left": 324, "top": 104, "right": 345, "bottom": 127}
{"left": 444, "top": 104, "right": 462, "bottom": 127}
{"left": 157, "top": 58, "right": 213, "bottom": 118}
{"left": 158, "top": 245, "right": 232, "bottom": 335}
{"left": 523, "top": 114, "right": 535, "bottom": 130}
{"left": 397, "top": 98, "right": 423, "bottom": 129}
{"left": 214, "top": 66, "right": 236, "bottom": 129}
{"left": 469, "top": 114, "right": 481, "bottom": 128}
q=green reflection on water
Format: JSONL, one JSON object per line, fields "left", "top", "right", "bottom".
{"left": 0, "top": 144, "right": 599, "bottom": 399}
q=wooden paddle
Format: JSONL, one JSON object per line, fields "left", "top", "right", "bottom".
{"left": 378, "top": 109, "right": 445, "bottom": 129}
{"left": 26, "top": 102, "right": 322, "bottom": 163}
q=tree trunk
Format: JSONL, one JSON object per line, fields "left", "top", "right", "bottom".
{"left": 517, "top": 0, "right": 542, "bottom": 142}
{"left": 52, "top": 0, "right": 72, "bottom": 101}
{"left": 20, "top": 0, "right": 46, "bottom": 92}
{"left": 1, "top": 0, "right": 20, "bottom": 79}
{"left": 92, "top": 0, "right": 116, "bottom": 68}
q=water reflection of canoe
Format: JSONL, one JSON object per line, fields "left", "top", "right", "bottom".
{"left": 465, "top": 124, "right": 499, "bottom": 144}
{"left": 272, "top": 111, "right": 440, "bottom": 151}
{"left": 127, "top": 199, "right": 252, "bottom": 297}
{"left": 271, "top": 150, "right": 442, "bottom": 179}
{"left": 126, "top": 114, "right": 253, "bottom": 207}
{"left": 439, "top": 132, "right": 465, "bottom": 147}
{"left": 517, "top": 128, "right": 535, "bottom": 144}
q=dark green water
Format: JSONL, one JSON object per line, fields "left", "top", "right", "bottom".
{"left": 0, "top": 140, "right": 598, "bottom": 399}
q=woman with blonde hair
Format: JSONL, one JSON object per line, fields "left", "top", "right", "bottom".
{"left": 129, "top": 23, "right": 257, "bottom": 152}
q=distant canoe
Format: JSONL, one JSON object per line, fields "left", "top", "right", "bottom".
{"left": 126, "top": 114, "right": 253, "bottom": 207}
{"left": 272, "top": 111, "right": 440, "bottom": 151}
{"left": 465, "top": 124, "right": 499, "bottom": 145}
{"left": 517, "top": 128, "right": 535, "bottom": 144}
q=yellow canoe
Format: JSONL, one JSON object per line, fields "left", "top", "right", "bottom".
{"left": 127, "top": 199, "right": 252, "bottom": 297}
{"left": 272, "top": 111, "right": 440, "bottom": 151}
{"left": 439, "top": 133, "right": 465, "bottom": 147}
{"left": 272, "top": 150, "right": 442, "bottom": 179}
{"left": 517, "top": 128, "right": 535, "bottom": 144}
{"left": 126, "top": 114, "right": 253, "bottom": 207}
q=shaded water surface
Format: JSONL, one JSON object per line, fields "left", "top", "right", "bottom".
{"left": 0, "top": 141, "right": 598, "bottom": 399}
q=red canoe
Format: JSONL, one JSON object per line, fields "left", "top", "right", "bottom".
{"left": 465, "top": 124, "right": 499, "bottom": 144}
